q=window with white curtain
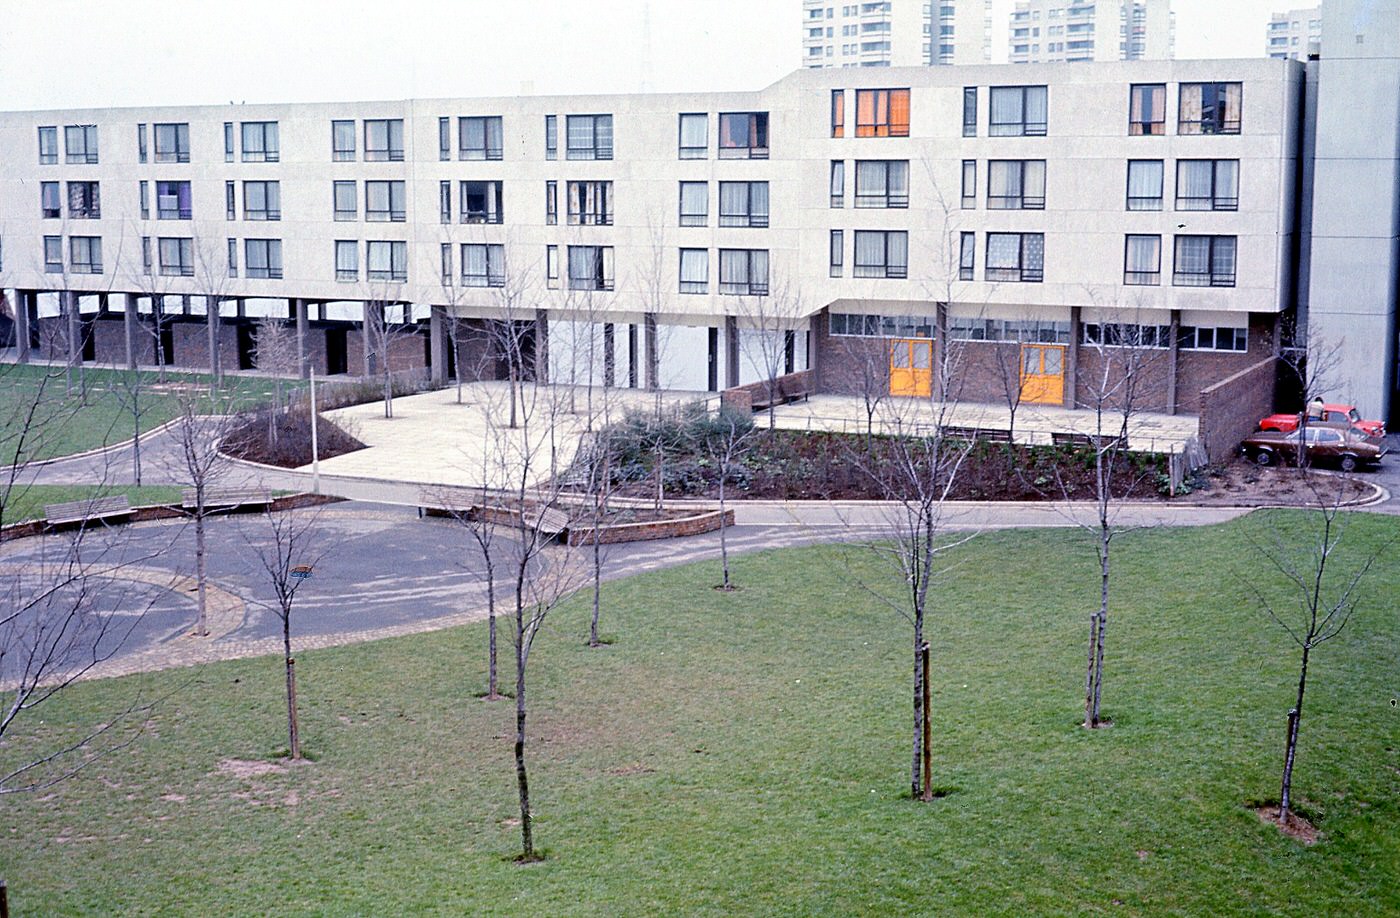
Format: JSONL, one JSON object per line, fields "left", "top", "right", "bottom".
{"left": 989, "top": 86, "right": 1047, "bottom": 136}
{"left": 228, "top": 238, "right": 238, "bottom": 277}
{"left": 853, "top": 230, "right": 908, "bottom": 279}
{"left": 1175, "top": 160, "right": 1239, "bottom": 211}
{"left": 366, "top": 180, "right": 406, "bottom": 221}
{"left": 240, "top": 122, "right": 279, "bottom": 162}
{"left": 153, "top": 123, "right": 191, "bottom": 163}
{"left": 43, "top": 236, "right": 62, "bottom": 272}
{"left": 331, "top": 120, "right": 356, "bottom": 161}
{"left": 678, "top": 113, "right": 707, "bottom": 159}
{"left": 854, "top": 160, "right": 909, "bottom": 208}
{"left": 830, "top": 160, "right": 845, "bottom": 208}
{"left": 242, "top": 181, "right": 281, "bottom": 221}
{"left": 440, "top": 181, "right": 452, "bottom": 224}
{"left": 679, "top": 181, "right": 708, "bottom": 226}
{"left": 987, "top": 160, "right": 1045, "bottom": 209}
{"left": 460, "top": 181, "right": 504, "bottom": 224}
{"left": 458, "top": 116, "right": 503, "bottom": 160}
{"left": 568, "top": 180, "right": 613, "bottom": 225}
{"left": 440, "top": 243, "right": 452, "bottom": 283}
{"left": 64, "top": 125, "right": 98, "bottom": 164}
{"left": 568, "top": 245, "right": 615, "bottom": 290}
{"left": 1126, "top": 160, "right": 1164, "bottom": 211}
{"left": 679, "top": 248, "right": 708, "bottom": 293}
{"left": 335, "top": 240, "right": 358, "bottom": 281}
{"left": 367, "top": 240, "right": 407, "bottom": 281}
{"left": 961, "top": 160, "right": 977, "bottom": 209}
{"left": 566, "top": 114, "right": 613, "bottom": 160}
{"left": 38, "top": 126, "right": 58, "bottom": 164}
{"left": 1173, "top": 235, "right": 1236, "bottom": 287}
{"left": 1123, "top": 234, "right": 1161, "bottom": 285}
{"left": 158, "top": 236, "right": 193, "bottom": 276}
{"left": 718, "top": 181, "right": 769, "bottom": 227}
{"left": 41, "top": 182, "right": 60, "bottom": 218}
{"left": 461, "top": 243, "right": 505, "bottom": 287}
{"left": 244, "top": 239, "right": 283, "bottom": 279}
{"left": 333, "top": 181, "right": 357, "bottom": 221}
{"left": 718, "top": 248, "right": 769, "bottom": 295}
{"left": 1178, "top": 83, "right": 1242, "bottom": 135}
{"left": 829, "top": 230, "right": 843, "bottom": 278}
{"left": 364, "top": 119, "right": 404, "bottom": 161}
{"left": 985, "top": 232, "right": 1044, "bottom": 282}
{"left": 68, "top": 236, "right": 102, "bottom": 274}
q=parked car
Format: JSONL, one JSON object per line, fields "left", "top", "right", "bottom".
{"left": 1239, "top": 427, "right": 1387, "bottom": 472}
{"left": 1258, "top": 404, "right": 1387, "bottom": 439}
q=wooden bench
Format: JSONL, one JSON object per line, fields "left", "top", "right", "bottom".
{"left": 182, "top": 486, "right": 272, "bottom": 510}
{"left": 940, "top": 425, "right": 1012, "bottom": 443}
{"left": 468, "top": 503, "right": 572, "bottom": 539}
{"left": 44, "top": 495, "right": 133, "bottom": 528}
{"left": 1052, "top": 431, "right": 1127, "bottom": 451}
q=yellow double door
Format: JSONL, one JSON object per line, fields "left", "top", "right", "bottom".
{"left": 887, "top": 340, "right": 1065, "bottom": 405}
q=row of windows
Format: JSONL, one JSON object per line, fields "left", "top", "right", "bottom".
{"left": 1122, "top": 234, "right": 1237, "bottom": 287}
{"left": 829, "top": 159, "right": 908, "bottom": 208}
{"left": 1126, "top": 159, "right": 1238, "bottom": 211}
{"left": 830, "top": 313, "right": 1245, "bottom": 352}
{"left": 30, "top": 80, "right": 1248, "bottom": 171}
{"left": 827, "top": 229, "right": 908, "bottom": 278}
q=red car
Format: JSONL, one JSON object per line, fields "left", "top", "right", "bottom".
{"left": 1259, "top": 404, "right": 1386, "bottom": 440}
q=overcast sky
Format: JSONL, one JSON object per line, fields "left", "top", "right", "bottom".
{"left": 0, "top": 0, "right": 1302, "bottom": 111}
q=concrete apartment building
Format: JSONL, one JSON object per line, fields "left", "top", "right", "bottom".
{"left": 0, "top": 55, "right": 1307, "bottom": 449}
{"left": 1009, "top": 0, "right": 1175, "bottom": 64}
{"left": 1266, "top": 7, "right": 1323, "bottom": 60}
{"left": 802, "top": 0, "right": 992, "bottom": 68}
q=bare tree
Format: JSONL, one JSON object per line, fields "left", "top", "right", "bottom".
{"left": 1064, "top": 314, "right": 1170, "bottom": 729}
{"left": 1274, "top": 317, "right": 1345, "bottom": 469}
{"left": 253, "top": 317, "right": 298, "bottom": 445}
{"left": 0, "top": 365, "right": 162, "bottom": 795}
{"left": 363, "top": 298, "right": 422, "bottom": 420}
{"left": 1247, "top": 484, "right": 1390, "bottom": 832}
{"left": 735, "top": 274, "right": 809, "bottom": 430}
{"left": 691, "top": 405, "right": 753, "bottom": 591}
{"left": 247, "top": 506, "right": 324, "bottom": 760}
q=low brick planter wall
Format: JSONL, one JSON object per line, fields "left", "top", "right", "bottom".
{"left": 566, "top": 508, "right": 734, "bottom": 546}
{"left": 0, "top": 493, "right": 341, "bottom": 543}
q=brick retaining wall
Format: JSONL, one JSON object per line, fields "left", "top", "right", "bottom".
{"left": 1198, "top": 356, "right": 1277, "bottom": 463}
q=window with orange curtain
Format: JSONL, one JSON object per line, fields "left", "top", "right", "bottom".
{"left": 831, "top": 90, "right": 845, "bottom": 138}
{"left": 855, "top": 88, "right": 910, "bottom": 137}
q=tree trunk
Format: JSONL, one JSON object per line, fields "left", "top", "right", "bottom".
{"left": 486, "top": 568, "right": 499, "bottom": 699}
{"left": 283, "top": 620, "right": 300, "bottom": 760}
{"left": 920, "top": 641, "right": 932, "bottom": 801}
{"left": 911, "top": 622, "right": 924, "bottom": 798}
{"left": 509, "top": 365, "right": 518, "bottom": 430}
{"left": 131, "top": 386, "right": 143, "bottom": 486}
{"left": 514, "top": 617, "right": 534, "bottom": 859}
{"left": 1279, "top": 645, "right": 1310, "bottom": 823}
{"left": 194, "top": 506, "right": 208, "bottom": 635}
{"left": 1084, "top": 612, "right": 1100, "bottom": 729}
{"left": 718, "top": 469, "right": 731, "bottom": 589}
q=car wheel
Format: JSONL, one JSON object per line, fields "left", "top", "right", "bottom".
{"left": 1340, "top": 455, "right": 1358, "bottom": 473}
{"left": 1254, "top": 450, "right": 1275, "bottom": 467}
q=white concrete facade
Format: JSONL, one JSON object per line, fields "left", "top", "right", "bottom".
{"left": 0, "top": 59, "right": 1297, "bottom": 340}
{"left": 802, "top": 0, "right": 992, "bottom": 68}
{"left": 1009, "top": 0, "right": 1174, "bottom": 64}
{"left": 1266, "top": 6, "right": 1323, "bottom": 60}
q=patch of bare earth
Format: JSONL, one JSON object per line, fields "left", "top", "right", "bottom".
{"left": 1183, "top": 461, "right": 1375, "bottom": 507}
{"left": 1255, "top": 805, "right": 1320, "bottom": 844}
{"left": 216, "top": 757, "right": 288, "bottom": 779}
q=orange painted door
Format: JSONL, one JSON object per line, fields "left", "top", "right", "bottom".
{"left": 889, "top": 339, "right": 933, "bottom": 397}
{"left": 1020, "top": 344, "right": 1066, "bottom": 405}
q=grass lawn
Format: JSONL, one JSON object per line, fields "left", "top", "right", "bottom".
{"left": 1, "top": 513, "right": 1397, "bottom": 915}
{"left": 0, "top": 363, "right": 296, "bottom": 465}
{"left": 1, "top": 484, "right": 186, "bottom": 525}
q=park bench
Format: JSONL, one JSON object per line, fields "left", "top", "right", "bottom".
{"left": 940, "top": 425, "right": 1012, "bottom": 443}
{"left": 44, "top": 495, "right": 133, "bottom": 528}
{"left": 1052, "top": 431, "right": 1127, "bottom": 451}
{"left": 749, "top": 378, "right": 812, "bottom": 413}
{"left": 182, "top": 486, "right": 272, "bottom": 511}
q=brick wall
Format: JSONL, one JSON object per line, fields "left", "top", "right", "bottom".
{"left": 566, "top": 509, "right": 735, "bottom": 546}
{"left": 1198, "top": 356, "right": 1278, "bottom": 463}
{"left": 812, "top": 312, "right": 889, "bottom": 397}
{"left": 345, "top": 327, "right": 428, "bottom": 377}
{"left": 720, "top": 370, "right": 813, "bottom": 412}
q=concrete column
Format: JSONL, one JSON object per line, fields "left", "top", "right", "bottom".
{"left": 603, "top": 323, "right": 616, "bottom": 388}
{"left": 124, "top": 293, "right": 140, "bottom": 369}
{"left": 362, "top": 301, "right": 376, "bottom": 377}
{"left": 14, "top": 289, "right": 33, "bottom": 364}
{"left": 207, "top": 295, "right": 222, "bottom": 381}
{"left": 1167, "top": 309, "right": 1181, "bottom": 415}
{"left": 1065, "top": 306, "right": 1082, "bottom": 410}
{"left": 534, "top": 308, "right": 549, "bottom": 383}
{"left": 724, "top": 316, "right": 740, "bottom": 389}
{"left": 295, "top": 298, "right": 310, "bottom": 379}
{"left": 644, "top": 313, "right": 659, "bottom": 390}
{"left": 428, "top": 305, "right": 446, "bottom": 386}
{"left": 65, "top": 291, "right": 81, "bottom": 368}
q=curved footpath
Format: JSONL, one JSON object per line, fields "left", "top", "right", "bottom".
{"left": 8, "top": 422, "right": 1395, "bottom": 682}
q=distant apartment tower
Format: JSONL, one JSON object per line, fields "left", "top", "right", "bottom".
{"left": 802, "top": 0, "right": 991, "bottom": 68}
{"left": 1009, "top": 0, "right": 1174, "bottom": 64}
{"left": 1266, "top": 7, "right": 1322, "bottom": 60}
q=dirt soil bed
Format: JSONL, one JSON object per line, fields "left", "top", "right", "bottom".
{"left": 222, "top": 408, "right": 366, "bottom": 468}
{"left": 1176, "top": 461, "right": 1375, "bottom": 507}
